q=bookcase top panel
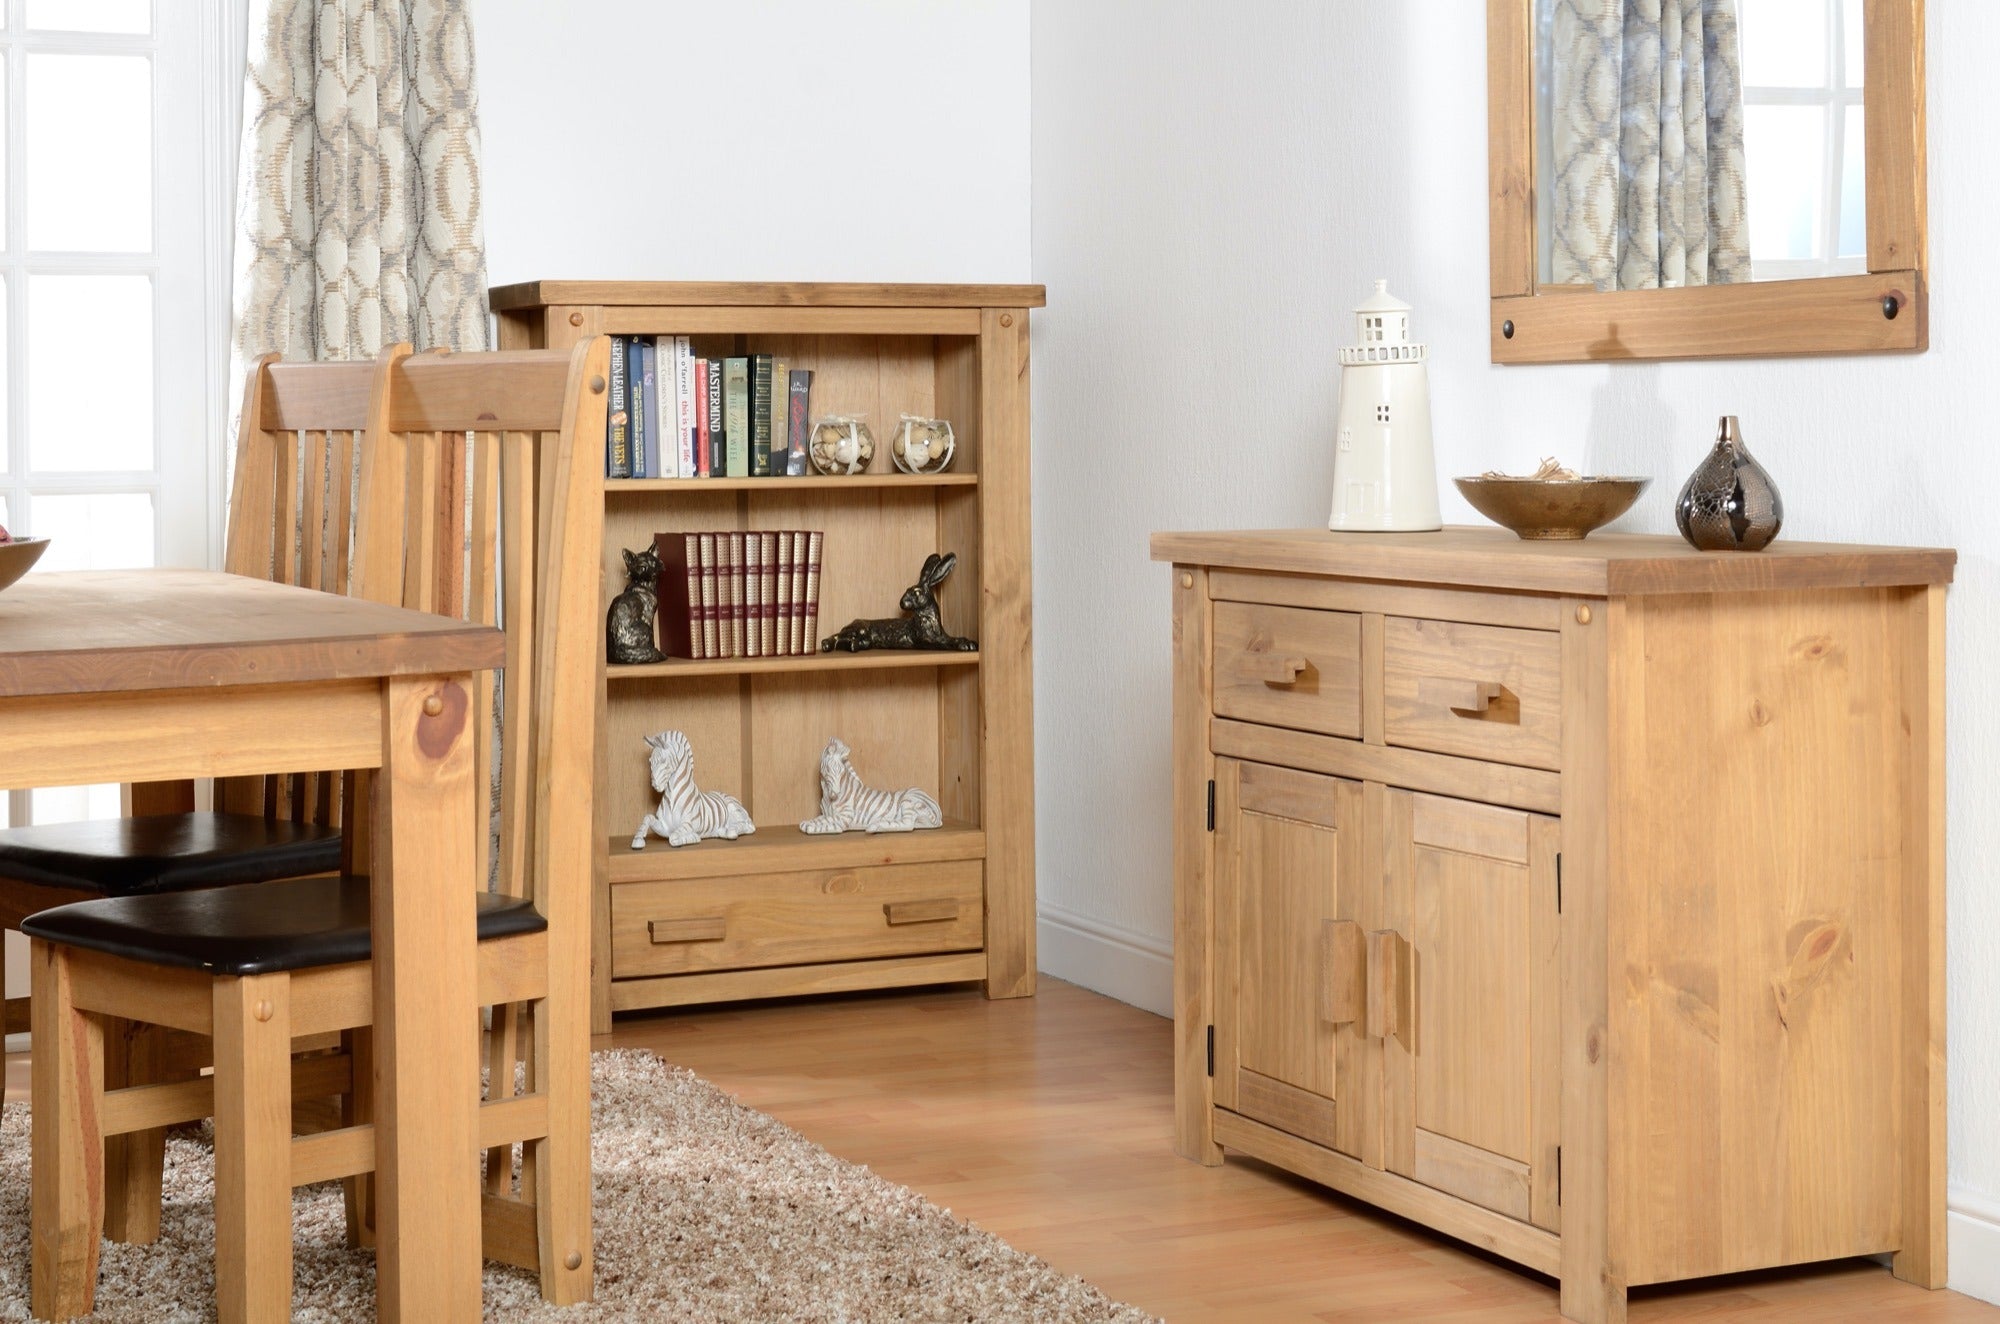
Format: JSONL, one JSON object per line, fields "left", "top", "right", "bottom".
{"left": 490, "top": 281, "right": 1047, "bottom": 313}
{"left": 1149, "top": 526, "right": 1957, "bottom": 597}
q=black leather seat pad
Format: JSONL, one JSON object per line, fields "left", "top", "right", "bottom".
{"left": 22, "top": 874, "right": 547, "bottom": 976}
{"left": 0, "top": 813, "right": 344, "bottom": 896}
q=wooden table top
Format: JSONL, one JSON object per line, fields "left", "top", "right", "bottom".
{"left": 0, "top": 569, "right": 505, "bottom": 698}
{"left": 1149, "top": 526, "right": 1957, "bottom": 597}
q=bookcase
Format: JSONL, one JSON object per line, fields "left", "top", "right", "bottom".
{"left": 492, "top": 282, "right": 1043, "bottom": 1031}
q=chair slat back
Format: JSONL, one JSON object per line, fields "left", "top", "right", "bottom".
{"left": 216, "top": 355, "right": 379, "bottom": 823}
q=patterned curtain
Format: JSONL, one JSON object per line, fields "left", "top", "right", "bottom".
{"left": 1548, "top": 0, "right": 1750, "bottom": 291}
{"left": 231, "top": 0, "right": 489, "bottom": 370}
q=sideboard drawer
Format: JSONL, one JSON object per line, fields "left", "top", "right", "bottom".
{"left": 611, "top": 861, "right": 985, "bottom": 977}
{"left": 1213, "top": 601, "right": 1363, "bottom": 738}
{"left": 1383, "top": 617, "right": 1561, "bottom": 771}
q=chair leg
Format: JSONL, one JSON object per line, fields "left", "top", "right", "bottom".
{"left": 103, "top": 1019, "right": 173, "bottom": 1244}
{"left": 340, "top": 1025, "right": 375, "bottom": 1249}
{"left": 29, "top": 942, "right": 104, "bottom": 1322}
{"left": 532, "top": 993, "right": 592, "bottom": 1305}
{"left": 212, "top": 973, "right": 294, "bottom": 1324}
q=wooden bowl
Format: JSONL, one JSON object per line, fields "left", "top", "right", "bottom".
{"left": 0, "top": 537, "right": 50, "bottom": 592}
{"left": 1453, "top": 477, "right": 1649, "bottom": 541}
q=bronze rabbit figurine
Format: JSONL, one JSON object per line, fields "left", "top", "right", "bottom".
{"left": 822, "top": 552, "right": 978, "bottom": 653}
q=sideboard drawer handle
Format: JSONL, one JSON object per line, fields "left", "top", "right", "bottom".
{"left": 1244, "top": 654, "right": 1311, "bottom": 686}
{"left": 884, "top": 898, "right": 959, "bottom": 926}
{"left": 1418, "top": 676, "right": 1510, "bottom": 719}
{"left": 648, "top": 916, "right": 726, "bottom": 945}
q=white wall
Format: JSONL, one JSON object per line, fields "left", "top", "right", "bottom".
{"left": 1030, "top": 0, "right": 2000, "bottom": 1299}
{"left": 475, "top": 0, "right": 1031, "bottom": 286}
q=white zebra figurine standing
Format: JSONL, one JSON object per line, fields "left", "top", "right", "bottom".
{"left": 799, "top": 737, "right": 944, "bottom": 834}
{"left": 631, "top": 730, "right": 755, "bottom": 849}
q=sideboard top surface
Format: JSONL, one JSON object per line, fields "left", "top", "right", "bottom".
{"left": 489, "top": 280, "right": 1047, "bottom": 312}
{"left": 1149, "top": 527, "right": 1956, "bottom": 597}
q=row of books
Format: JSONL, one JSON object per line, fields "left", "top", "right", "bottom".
{"left": 651, "top": 530, "right": 825, "bottom": 661}
{"left": 607, "top": 337, "right": 813, "bottom": 480}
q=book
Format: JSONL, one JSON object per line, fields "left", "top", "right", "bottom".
{"left": 759, "top": 531, "right": 780, "bottom": 656}
{"left": 651, "top": 339, "right": 674, "bottom": 478}
{"left": 785, "top": 370, "right": 813, "bottom": 475}
{"left": 749, "top": 354, "right": 774, "bottom": 477}
{"left": 696, "top": 532, "right": 718, "bottom": 659}
{"left": 743, "top": 532, "right": 765, "bottom": 657}
{"left": 802, "top": 530, "right": 825, "bottom": 652}
{"left": 730, "top": 532, "right": 749, "bottom": 657}
{"left": 656, "top": 336, "right": 678, "bottom": 478}
{"left": 706, "top": 359, "right": 725, "bottom": 476}
{"left": 788, "top": 529, "right": 810, "bottom": 654}
{"left": 722, "top": 357, "right": 751, "bottom": 478}
{"left": 773, "top": 531, "right": 794, "bottom": 656}
{"left": 630, "top": 338, "right": 652, "bottom": 480}
{"left": 650, "top": 532, "right": 699, "bottom": 658}
{"left": 769, "top": 357, "right": 788, "bottom": 475}
{"left": 606, "top": 336, "right": 631, "bottom": 478}
{"left": 675, "top": 336, "right": 696, "bottom": 478}
{"left": 693, "top": 358, "right": 711, "bottom": 479}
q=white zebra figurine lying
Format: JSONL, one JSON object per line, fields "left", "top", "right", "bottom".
{"left": 631, "top": 730, "right": 755, "bottom": 849}
{"left": 799, "top": 737, "right": 944, "bottom": 835}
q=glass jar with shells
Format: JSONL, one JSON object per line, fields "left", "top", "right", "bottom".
{"left": 808, "top": 414, "right": 876, "bottom": 476}
{"left": 889, "top": 415, "right": 956, "bottom": 475}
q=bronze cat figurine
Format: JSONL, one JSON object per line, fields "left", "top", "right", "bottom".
{"left": 606, "top": 546, "right": 666, "bottom": 665}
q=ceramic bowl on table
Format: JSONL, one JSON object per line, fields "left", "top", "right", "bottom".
{"left": 1453, "top": 476, "right": 1649, "bottom": 541}
{"left": 0, "top": 537, "right": 51, "bottom": 592}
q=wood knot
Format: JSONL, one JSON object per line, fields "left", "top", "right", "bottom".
{"left": 822, "top": 872, "right": 860, "bottom": 896}
{"left": 253, "top": 1000, "right": 274, "bottom": 1023}
{"left": 1750, "top": 699, "right": 1771, "bottom": 727}
{"left": 1585, "top": 1026, "right": 1602, "bottom": 1065}
{"left": 1790, "top": 634, "right": 1843, "bottom": 665}
{"left": 416, "top": 681, "right": 469, "bottom": 758}
{"left": 1771, "top": 918, "right": 1850, "bottom": 1029}
{"left": 564, "top": 1251, "right": 583, "bottom": 1271}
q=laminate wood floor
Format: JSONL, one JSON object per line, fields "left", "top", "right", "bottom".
{"left": 7, "top": 977, "right": 1992, "bottom": 1321}
{"left": 607, "top": 978, "right": 1995, "bottom": 1323}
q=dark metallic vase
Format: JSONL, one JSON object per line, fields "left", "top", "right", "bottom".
{"left": 1675, "top": 415, "right": 1783, "bottom": 552}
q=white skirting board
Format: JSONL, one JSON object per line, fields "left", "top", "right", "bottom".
{"left": 1951, "top": 1186, "right": 2000, "bottom": 1305}
{"left": 1035, "top": 902, "right": 1171, "bottom": 1018}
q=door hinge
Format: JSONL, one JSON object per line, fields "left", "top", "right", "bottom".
{"left": 1556, "top": 1146, "right": 1563, "bottom": 1206}
{"left": 1206, "top": 779, "right": 1216, "bottom": 832}
{"left": 1556, "top": 852, "right": 1563, "bottom": 914}
{"left": 1206, "top": 1024, "right": 1215, "bottom": 1077}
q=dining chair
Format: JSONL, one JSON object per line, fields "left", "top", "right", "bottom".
{"left": 23, "top": 339, "right": 607, "bottom": 1322}
{"left": 0, "top": 353, "right": 377, "bottom": 1243}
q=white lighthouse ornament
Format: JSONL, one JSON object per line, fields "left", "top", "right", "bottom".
{"left": 1327, "top": 280, "right": 1441, "bottom": 532}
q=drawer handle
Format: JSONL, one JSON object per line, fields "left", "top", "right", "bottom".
{"left": 1419, "top": 677, "right": 1512, "bottom": 720}
{"left": 1320, "top": 918, "right": 1365, "bottom": 1025}
{"left": 884, "top": 898, "right": 960, "bottom": 926}
{"left": 1244, "top": 654, "right": 1311, "bottom": 686}
{"left": 648, "top": 916, "right": 726, "bottom": 945}
{"left": 1366, "top": 928, "right": 1414, "bottom": 1050}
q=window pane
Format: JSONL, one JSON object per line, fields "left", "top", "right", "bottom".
{"left": 29, "top": 275, "right": 153, "bottom": 471}
{"left": 30, "top": 492, "right": 154, "bottom": 569}
{"left": 1745, "top": 105, "right": 1826, "bottom": 261}
{"left": 1844, "top": 0, "right": 1864, "bottom": 87}
{"left": 1839, "top": 104, "right": 1866, "bottom": 257}
{"left": 27, "top": 54, "right": 152, "bottom": 252}
{"left": 1740, "top": 0, "right": 1827, "bottom": 88}
{"left": 32, "top": 785, "right": 122, "bottom": 825}
{"left": 26, "top": 0, "right": 149, "bottom": 34}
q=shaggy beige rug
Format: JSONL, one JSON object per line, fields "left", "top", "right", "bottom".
{"left": 0, "top": 1050, "right": 1153, "bottom": 1322}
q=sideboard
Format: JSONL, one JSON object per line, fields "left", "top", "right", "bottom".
{"left": 1151, "top": 527, "right": 1953, "bottom": 1323}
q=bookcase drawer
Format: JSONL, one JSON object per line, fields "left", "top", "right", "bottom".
{"left": 1213, "top": 601, "right": 1363, "bottom": 739}
{"left": 1382, "top": 616, "right": 1561, "bottom": 771}
{"left": 610, "top": 860, "right": 985, "bottom": 977}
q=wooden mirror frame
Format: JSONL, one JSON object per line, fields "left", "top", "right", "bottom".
{"left": 1487, "top": 0, "right": 1926, "bottom": 364}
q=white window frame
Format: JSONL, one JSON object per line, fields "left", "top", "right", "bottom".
{"left": 1744, "top": 0, "right": 1866, "bottom": 281}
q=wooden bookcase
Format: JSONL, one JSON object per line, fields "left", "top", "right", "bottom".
{"left": 492, "top": 282, "right": 1043, "bottom": 1031}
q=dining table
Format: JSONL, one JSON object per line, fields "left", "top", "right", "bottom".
{"left": 0, "top": 567, "right": 503, "bottom": 1320}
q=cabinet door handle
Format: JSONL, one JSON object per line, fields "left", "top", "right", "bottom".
{"left": 1366, "top": 928, "right": 1414, "bottom": 1049}
{"left": 1418, "top": 677, "right": 1504, "bottom": 715}
{"left": 1244, "top": 654, "right": 1311, "bottom": 686}
{"left": 649, "top": 916, "right": 726, "bottom": 945}
{"left": 1321, "top": 918, "right": 1365, "bottom": 1025}
{"left": 884, "top": 898, "right": 959, "bottom": 925}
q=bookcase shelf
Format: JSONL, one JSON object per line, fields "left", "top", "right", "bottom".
{"left": 497, "top": 281, "right": 1042, "bottom": 1030}
{"left": 607, "top": 651, "right": 981, "bottom": 682}
{"left": 605, "top": 473, "right": 978, "bottom": 495}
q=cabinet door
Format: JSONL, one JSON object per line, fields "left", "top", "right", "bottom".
{"left": 1213, "top": 759, "right": 1375, "bottom": 1162}
{"left": 1381, "top": 788, "right": 1560, "bottom": 1230}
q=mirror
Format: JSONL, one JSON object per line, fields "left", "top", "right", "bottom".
{"left": 1488, "top": 0, "right": 1925, "bottom": 363}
